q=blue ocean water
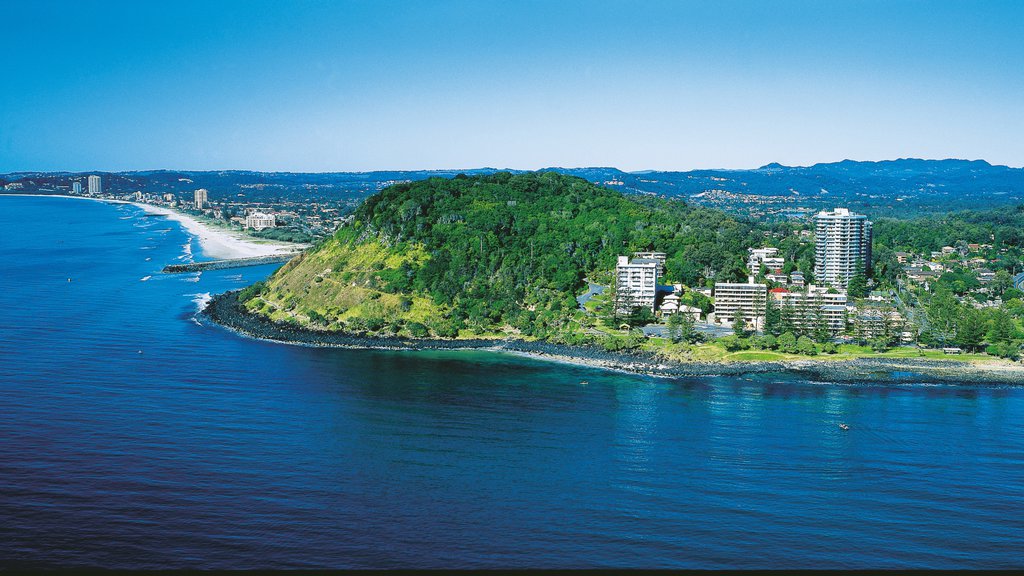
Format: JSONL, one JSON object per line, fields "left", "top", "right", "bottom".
{"left": 1, "top": 195, "right": 1022, "bottom": 569}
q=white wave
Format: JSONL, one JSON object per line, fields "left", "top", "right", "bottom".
{"left": 145, "top": 257, "right": 152, "bottom": 262}
{"left": 183, "top": 272, "right": 201, "bottom": 283}
{"left": 189, "top": 292, "right": 212, "bottom": 312}
{"left": 140, "top": 275, "right": 152, "bottom": 282}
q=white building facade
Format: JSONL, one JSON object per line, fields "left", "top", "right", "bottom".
{"left": 814, "top": 208, "right": 872, "bottom": 287}
{"left": 245, "top": 212, "right": 277, "bottom": 231}
{"left": 87, "top": 175, "right": 102, "bottom": 195}
{"left": 615, "top": 256, "right": 659, "bottom": 313}
{"left": 713, "top": 280, "right": 767, "bottom": 330}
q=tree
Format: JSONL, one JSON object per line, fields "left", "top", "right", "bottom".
{"left": 927, "top": 286, "right": 961, "bottom": 346}
{"left": 626, "top": 306, "right": 655, "bottom": 328}
{"left": 764, "top": 296, "right": 782, "bottom": 336}
{"left": 667, "top": 311, "right": 695, "bottom": 343}
{"left": 955, "top": 308, "right": 987, "bottom": 352}
{"left": 989, "top": 307, "right": 1016, "bottom": 344}
{"left": 797, "top": 335, "right": 818, "bottom": 355}
{"left": 992, "top": 270, "right": 1013, "bottom": 296}
{"left": 778, "top": 331, "right": 798, "bottom": 354}
{"left": 732, "top": 308, "right": 748, "bottom": 337}
{"left": 847, "top": 274, "right": 869, "bottom": 299}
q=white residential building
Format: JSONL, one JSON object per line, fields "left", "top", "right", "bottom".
{"left": 72, "top": 181, "right": 82, "bottom": 194}
{"left": 633, "top": 251, "right": 667, "bottom": 275}
{"left": 771, "top": 285, "right": 849, "bottom": 335}
{"left": 194, "top": 188, "right": 209, "bottom": 209}
{"left": 246, "top": 212, "right": 277, "bottom": 231}
{"left": 713, "top": 280, "right": 767, "bottom": 330}
{"left": 814, "top": 208, "right": 872, "bottom": 287}
{"left": 615, "top": 255, "right": 659, "bottom": 313}
{"left": 87, "top": 175, "right": 102, "bottom": 195}
{"left": 748, "top": 247, "right": 785, "bottom": 273}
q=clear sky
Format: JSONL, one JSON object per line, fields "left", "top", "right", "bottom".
{"left": 2, "top": 0, "right": 1022, "bottom": 172}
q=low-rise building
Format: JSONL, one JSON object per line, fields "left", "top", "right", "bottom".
{"left": 245, "top": 212, "right": 277, "bottom": 231}
{"left": 632, "top": 252, "right": 667, "bottom": 276}
{"left": 713, "top": 280, "right": 767, "bottom": 330}
{"left": 771, "top": 285, "right": 849, "bottom": 335}
{"left": 748, "top": 247, "right": 785, "bottom": 273}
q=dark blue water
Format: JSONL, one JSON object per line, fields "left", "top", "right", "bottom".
{"left": 1, "top": 196, "right": 1022, "bottom": 569}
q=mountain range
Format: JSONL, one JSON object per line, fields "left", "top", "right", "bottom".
{"left": 4, "top": 159, "right": 1022, "bottom": 218}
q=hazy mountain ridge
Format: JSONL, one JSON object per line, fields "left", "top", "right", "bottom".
{"left": 4, "top": 159, "right": 1023, "bottom": 217}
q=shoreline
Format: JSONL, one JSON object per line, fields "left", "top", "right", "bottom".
{"left": 2, "top": 193, "right": 306, "bottom": 260}
{"left": 204, "top": 290, "right": 1024, "bottom": 385}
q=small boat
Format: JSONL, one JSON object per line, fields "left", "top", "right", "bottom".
{"left": 580, "top": 380, "right": 589, "bottom": 386}
{"left": 838, "top": 423, "right": 850, "bottom": 431}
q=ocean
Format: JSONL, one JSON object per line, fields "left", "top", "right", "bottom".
{"left": 1, "top": 195, "right": 1022, "bottom": 569}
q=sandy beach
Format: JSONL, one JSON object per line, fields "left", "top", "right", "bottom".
{"left": 1, "top": 194, "right": 305, "bottom": 260}
{"left": 134, "top": 203, "right": 304, "bottom": 260}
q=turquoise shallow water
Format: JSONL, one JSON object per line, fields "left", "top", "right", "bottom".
{"left": 1, "top": 195, "right": 1022, "bottom": 569}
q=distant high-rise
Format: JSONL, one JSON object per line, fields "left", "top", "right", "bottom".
{"left": 813, "top": 208, "right": 872, "bottom": 287}
{"left": 87, "top": 175, "right": 102, "bottom": 195}
{"left": 194, "top": 188, "right": 209, "bottom": 209}
{"left": 72, "top": 181, "right": 82, "bottom": 194}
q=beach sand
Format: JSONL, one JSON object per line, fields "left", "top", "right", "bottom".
{"left": 1, "top": 194, "right": 306, "bottom": 260}
{"left": 134, "top": 203, "right": 304, "bottom": 259}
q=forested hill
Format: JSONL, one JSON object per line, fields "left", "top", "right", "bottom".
{"left": 240, "top": 171, "right": 761, "bottom": 339}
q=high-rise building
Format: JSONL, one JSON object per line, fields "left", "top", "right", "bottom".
{"left": 813, "top": 208, "right": 872, "bottom": 287}
{"left": 72, "top": 181, "right": 82, "bottom": 194}
{"left": 194, "top": 188, "right": 209, "bottom": 209}
{"left": 87, "top": 175, "right": 102, "bottom": 195}
{"left": 615, "top": 255, "right": 659, "bottom": 313}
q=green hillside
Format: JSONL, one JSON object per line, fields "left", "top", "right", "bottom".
{"left": 240, "top": 171, "right": 759, "bottom": 339}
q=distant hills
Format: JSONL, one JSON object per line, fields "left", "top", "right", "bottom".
{"left": 4, "top": 159, "right": 1023, "bottom": 218}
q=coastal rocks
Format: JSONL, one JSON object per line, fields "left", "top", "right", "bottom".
{"left": 204, "top": 290, "right": 1024, "bottom": 385}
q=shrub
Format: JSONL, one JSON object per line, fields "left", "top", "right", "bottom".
{"left": 719, "top": 335, "right": 750, "bottom": 351}
{"left": 407, "top": 322, "right": 430, "bottom": 338}
{"left": 778, "top": 331, "right": 798, "bottom": 354}
{"left": 797, "top": 335, "right": 818, "bottom": 356}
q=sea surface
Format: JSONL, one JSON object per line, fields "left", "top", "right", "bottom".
{"left": 1, "top": 195, "right": 1022, "bottom": 569}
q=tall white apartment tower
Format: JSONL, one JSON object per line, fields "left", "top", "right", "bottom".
{"left": 72, "top": 181, "right": 82, "bottom": 194}
{"left": 194, "top": 188, "right": 209, "bottom": 209}
{"left": 615, "top": 255, "right": 659, "bottom": 313}
{"left": 813, "top": 208, "right": 872, "bottom": 287}
{"left": 87, "top": 175, "right": 102, "bottom": 195}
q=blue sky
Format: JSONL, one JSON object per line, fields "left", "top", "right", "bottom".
{"left": 2, "top": 0, "right": 1022, "bottom": 172}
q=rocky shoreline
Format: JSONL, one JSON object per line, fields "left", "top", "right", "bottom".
{"left": 204, "top": 291, "right": 1024, "bottom": 385}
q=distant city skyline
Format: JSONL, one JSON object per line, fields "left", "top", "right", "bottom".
{"left": 2, "top": 0, "right": 1022, "bottom": 173}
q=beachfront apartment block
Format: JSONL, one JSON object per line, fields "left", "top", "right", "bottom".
{"left": 87, "top": 175, "right": 102, "bottom": 195}
{"left": 813, "top": 208, "right": 872, "bottom": 288}
{"left": 771, "top": 285, "right": 849, "bottom": 335}
{"left": 72, "top": 181, "right": 82, "bottom": 194}
{"left": 245, "top": 212, "right": 277, "bottom": 231}
{"left": 712, "top": 280, "right": 767, "bottom": 330}
{"left": 194, "top": 188, "right": 209, "bottom": 209}
{"left": 615, "top": 255, "right": 659, "bottom": 313}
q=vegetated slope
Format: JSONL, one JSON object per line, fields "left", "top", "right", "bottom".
{"left": 241, "top": 171, "right": 760, "bottom": 339}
